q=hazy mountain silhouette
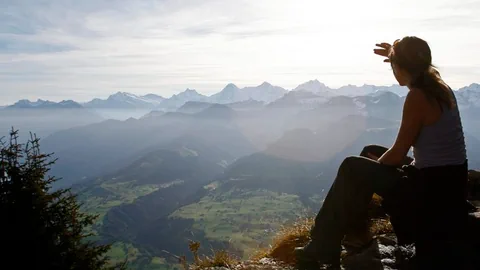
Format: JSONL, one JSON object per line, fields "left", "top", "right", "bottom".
{"left": 158, "top": 89, "right": 208, "bottom": 111}
{"left": 226, "top": 99, "right": 265, "bottom": 111}
{"left": 8, "top": 99, "right": 83, "bottom": 109}
{"left": 0, "top": 107, "right": 103, "bottom": 140}
{"left": 209, "top": 83, "right": 243, "bottom": 104}
{"left": 42, "top": 105, "right": 256, "bottom": 188}
{"left": 73, "top": 138, "right": 234, "bottom": 258}
{"left": 177, "top": 101, "right": 214, "bottom": 114}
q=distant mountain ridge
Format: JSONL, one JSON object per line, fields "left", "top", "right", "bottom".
{"left": 293, "top": 79, "right": 332, "bottom": 95}
{"left": 457, "top": 83, "right": 480, "bottom": 108}
{"left": 84, "top": 92, "right": 165, "bottom": 109}
{"left": 4, "top": 81, "right": 480, "bottom": 112}
{"left": 206, "top": 82, "right": 287, "bottom": 104}
{"left": 8, "top": 99, "right": 83, "bottom": 109}
{"left": 158, "top": 89, "right": 208, "bottom": 111}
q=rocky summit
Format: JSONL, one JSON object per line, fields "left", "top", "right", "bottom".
{"left": 191, "top": 170, "right": 480, "bottom": 270}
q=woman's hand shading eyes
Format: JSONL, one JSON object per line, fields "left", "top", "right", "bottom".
{"left": 374, "top": 43, "right": 392, "bottom": 63}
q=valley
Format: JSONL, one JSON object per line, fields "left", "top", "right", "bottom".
{"left": 2, "top": 81, "right": 480, "bottom": 269}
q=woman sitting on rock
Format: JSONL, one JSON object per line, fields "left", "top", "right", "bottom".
{"left": 295, "top": 36, "right": 469, "bottom": 269}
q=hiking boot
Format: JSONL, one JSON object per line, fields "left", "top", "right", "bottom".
{"left": 294, "top": 241, "right": 341, "bottom": 270}
{"left": 342, "top": 230, "right": 374, "bottom": 254}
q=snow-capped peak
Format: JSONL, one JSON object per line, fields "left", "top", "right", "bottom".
{"left": 458, "top": 83, "right": 480, "bottom": 92}
{"left": 293, "top": 79, "right": 331, "bottom": 95}
{"left": 107, "top": 92, "right": 146, "bottom": 102}
{"left": 241, "top": 82, "right": 287, "bottom": 103}
{"left": 209, "top": 84, "right": 242, "bottom": 104}
{"left": 456, "top": 84, "right": 480, "bottom": 108}
{"left": 84, "top": 91, "right": 164, "bottom": 109}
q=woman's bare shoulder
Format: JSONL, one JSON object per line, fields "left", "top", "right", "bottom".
{"left": 405, "top": 88, "right": 428, "bottom": 108}
{"left": 406, "top": 88, "right": 442, "bottom": 125}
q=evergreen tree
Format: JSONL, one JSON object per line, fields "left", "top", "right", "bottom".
{"left": 0, "top": 130, "right": 115, "bottom": 269}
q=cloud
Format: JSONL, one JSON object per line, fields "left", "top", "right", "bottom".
{"left": 0, "top": 37, "right": 74, "bottom": 53}
{"left": 0, "top": 0, "right": 479, "bottom": 105}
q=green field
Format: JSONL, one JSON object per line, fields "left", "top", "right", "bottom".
{"left": 80, "top": 180, "right": 183, "bottom": 224}
{"left": 80, "top": 179, "right": 309, "bottom": 266}
{"left": 106, "top": 242, "right": 141, "bottom": 265}
{"left": 79, "top": 180, "right": 184, "bottom": 269}
{"left": 171, "top": 189, "right": 306, "bottom": 256}
{"left": 105, "top": 242, "right": 178, "bottom": 270}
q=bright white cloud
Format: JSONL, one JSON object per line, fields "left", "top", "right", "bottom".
{"left": 1, "top": 0, "right": 479, "bottom": 104}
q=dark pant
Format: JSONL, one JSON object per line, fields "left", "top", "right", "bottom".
{"left": 309, "top": 145, "right": 409, "bottom": 258}
{"left": 309, "top": 144, "right": 469, "bottom": 268}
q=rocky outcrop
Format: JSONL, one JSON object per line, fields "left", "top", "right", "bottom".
{"left": 206, "top": 170, "right": 480, "bottom": 270}
{"left": 340, "top": 170, "right": 480, "bottom": 269}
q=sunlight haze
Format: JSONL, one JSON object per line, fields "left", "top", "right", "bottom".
{"left": 1, "top": 0, "right": 479, "bottom": 104}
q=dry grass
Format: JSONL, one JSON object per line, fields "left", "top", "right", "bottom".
{"left": 251, "top": 194, "right": 393, "bottom": 266}
{"left": 189, "top": 241, "right": 238, "bottom": 269}
{"left": 195, "top": 250, "right": 238, "bottom": 268}
{"left": 188, "top": 194, "right": 394, "bottom": 268}
{"left": 252, "top": 217, "right": 314, "bottom": 266}
{"left": 369, "top": 193, "right": 386, "bottom": 219}
{"left": 370, "top": 218, "right": 393, "bottom": 235}
{"left": 369, "top": 194, "right": 393, "bottom": 235}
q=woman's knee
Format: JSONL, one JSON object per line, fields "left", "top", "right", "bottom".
{"left": 340, "top": 156, "right": 362, "bottom": 172}
{"left": 360, "top": 145, "right": 388, "bottom": 157}
{"left": 340, "top": 156, "right": 377, "bottom": 177}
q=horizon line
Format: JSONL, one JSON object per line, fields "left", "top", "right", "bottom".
{"left": 1, "top": 80, "right": 478, "bottom": 106}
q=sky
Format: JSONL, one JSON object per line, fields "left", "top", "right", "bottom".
{"left": 1, "top": 0, "right": 479, "bottom": 105}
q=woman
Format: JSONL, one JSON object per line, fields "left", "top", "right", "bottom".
{"left": 295, "top": 36, "right": 468, "bottom": 269}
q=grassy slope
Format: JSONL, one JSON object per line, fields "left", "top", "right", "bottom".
{"left": 80, "top": 180, "right": 183, "bottom": 269}
{"left": 171, "top": 189, "right": 306, "bottom": 257}
{"left": 81, "top": 180, "right": 183, "bottom": 224}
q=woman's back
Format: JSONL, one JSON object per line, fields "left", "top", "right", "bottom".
{"left": 412, "top": 89, "right": 467, "bottom": 169}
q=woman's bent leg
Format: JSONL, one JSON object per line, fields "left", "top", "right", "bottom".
{"left": 360, "top": 144, "right": 413, "bottom": 165}
{"left": 343, "top": 145, "right": 410, "bottom": 246}
{"left": 297, "top": 155, "right": 404, "bottom": 267}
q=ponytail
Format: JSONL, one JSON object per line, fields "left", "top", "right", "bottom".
{"left": 410, "top": 66, "right": 455, "bottom": 109}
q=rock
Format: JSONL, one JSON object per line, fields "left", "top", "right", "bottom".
{"left": 258, "top": 258, "right": 277, "bottom": 265}
{"left": 342, "top": 241, "right": 383, "bottom": 269}
{"left": 378, "top": 244, "right": 395, "bottom": 258}
{"left": 394, "top": 245, "right": 416, "bottom": 270}
{"left": 376, "top": 234, "right": 397, "bottom": 246}
{"left": 380, "top": 258, "right": 396, "bottom": 268}
{"left": 231, "top": 258, "right": 294, "bottom": 270}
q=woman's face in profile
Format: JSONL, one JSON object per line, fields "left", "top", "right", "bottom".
{"left": 391, "top": 62, "right": 410, "bottom": 86}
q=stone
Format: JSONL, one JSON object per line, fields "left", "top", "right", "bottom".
{"left": 376, "top": 234, "right": 398, "bottom": 247}
{"left": 380, "top": 258, "right": 396, "bottom": 267}
{"left": 378, "top": 244, "right": 395, "bottom": 258}
{"left": 258, "top": 258, "right": 277, "bottom": 265}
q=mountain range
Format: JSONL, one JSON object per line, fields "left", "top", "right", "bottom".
{"left": 3, "top": 82, "right": 480, "bottom": 114}
{"left": 8, "top": 99, "right": 83, "bottom": 109}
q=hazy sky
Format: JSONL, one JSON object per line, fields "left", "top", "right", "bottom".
{"left": 1, "top": 0, "right": 479, "bottom": 104}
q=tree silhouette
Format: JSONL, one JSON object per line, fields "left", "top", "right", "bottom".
{"left": 0, "top": 130, "right": 116, "bottom": 269}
